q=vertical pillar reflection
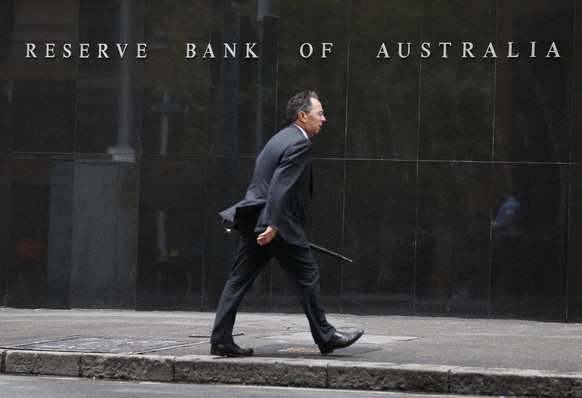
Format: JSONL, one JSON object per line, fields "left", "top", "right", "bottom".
{"left": 70, "top": 0, "right": 143, "bottom": 309}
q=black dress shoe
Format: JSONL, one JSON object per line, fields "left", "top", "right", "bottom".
{"left": 319, "top": 329, "right": 364, "bottom": 355}
{"left": 210, "top": 342, "right": 254, "bottom": 357}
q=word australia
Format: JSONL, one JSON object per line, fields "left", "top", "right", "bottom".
{"left": 377, "top": 41, "right": 561, "bottom": 59}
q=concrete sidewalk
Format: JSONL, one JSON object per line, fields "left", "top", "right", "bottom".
{"left": 1, "top": 308, "right": 582, "bottom": 397}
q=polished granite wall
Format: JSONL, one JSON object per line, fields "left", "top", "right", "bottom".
{"left": 1, "top": 0, "right": 581, "bottom": 321}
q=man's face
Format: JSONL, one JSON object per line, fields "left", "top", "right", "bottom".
{"left": 301, "top": 98, "right": 326, "bottom": 139}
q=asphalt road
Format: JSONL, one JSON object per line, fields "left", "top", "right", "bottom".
{"left": 0, "top": 375, "right": 508, "bottom": 398}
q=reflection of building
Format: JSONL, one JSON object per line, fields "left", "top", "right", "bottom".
{"left": 69, "top": 158, "right": 138, "bottom": 309}
{"left": 1, "top": 0, "right": 582, "bottom": 323}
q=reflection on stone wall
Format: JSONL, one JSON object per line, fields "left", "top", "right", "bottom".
{"left": 1, "top": 0, "right": 581, "bottom": 322}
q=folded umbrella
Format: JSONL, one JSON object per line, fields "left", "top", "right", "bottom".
{"left": 309, "top": 243, "right": 354, "bottom": 263}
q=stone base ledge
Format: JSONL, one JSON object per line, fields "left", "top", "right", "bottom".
{"left": 450, "top": 366, "right": 582, "bottom": 397}
{"left": 4, "top": 350, "right": 81, "bottom": 377}
{"left": 80, "top": 353, "right": 174, "bottom": 382}
{"left": 2, "top": 350, "right": 582, "bottom": 397}
{"left": 175, "top": 355, "right": 328, "bottom": 388}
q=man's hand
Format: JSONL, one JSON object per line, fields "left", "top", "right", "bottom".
{"left": 257, "top": 226, "right": 278, "bottom": 246}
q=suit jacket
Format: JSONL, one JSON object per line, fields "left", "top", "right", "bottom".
{"left": 220, "top": 124, "right": 313, "bottom": 248}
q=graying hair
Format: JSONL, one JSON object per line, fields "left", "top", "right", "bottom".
{"left": 286, "top": 91, "right": 319, "bottom": 123}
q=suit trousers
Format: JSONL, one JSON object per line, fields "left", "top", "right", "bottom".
{"left": 210, "top": 228, "right": 336, "bottom": 347}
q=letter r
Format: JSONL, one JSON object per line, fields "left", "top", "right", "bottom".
{"left": 26, "top": 43, "right": 37, "bottom": 58}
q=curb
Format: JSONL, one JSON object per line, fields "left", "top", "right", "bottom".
{"left": 2, "top": 349, "right": 582, "bottom": 397}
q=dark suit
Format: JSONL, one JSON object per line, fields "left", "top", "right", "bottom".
{"left": 211, "top": 125, "right": 336, "bottom": 347}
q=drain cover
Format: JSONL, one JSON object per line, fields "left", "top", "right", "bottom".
{"left": 1, "top": 337, "right": 197, "bottom": 355}
{"left": 278, "top": 347, "right": 320, "bottom": 353}
{"left": 267, "top": 332, "right": 420, "bottom": 344}
{"left": 188, "top": 331, "right": 244, "bottom": 338}
{"left": 260, "top": 343, "right": 380, "bottom": 357}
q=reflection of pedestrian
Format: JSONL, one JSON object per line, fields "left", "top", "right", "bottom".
{"left": 210, "top": 91, "right": 363, "bottom": 357}
{"left": 491, "top": 189, "right": 524, "bottom": 299}
{"left": 15, "top": 237, "right": 47, "bottom": 262}
{"left": 14, "top": 235, "right": 47, "bottom": 292}
{"left": 492, "top": 189, "right": 520, "bottom": 232}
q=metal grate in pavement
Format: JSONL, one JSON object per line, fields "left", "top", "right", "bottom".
{"left": 267, "top": 332, "right": 420, "bottom": 344}
{"left": 278, "top": 347, "right": 321, "bottom": 353}
{"left": 0, "top": 336, "right": 199, "bottom": 355}
{"left": 188, "top": 331, "right": 244, "bottom": 338}
{"left": 258, "top": 343, "right": 380, "bottom": 358}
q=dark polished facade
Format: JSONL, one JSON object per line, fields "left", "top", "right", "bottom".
{"left": 1, "top": 0, "right": 582, "bottom": 321}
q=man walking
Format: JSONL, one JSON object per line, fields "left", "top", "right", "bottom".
{"left": 210, "top": 91, "right": 364, "bottom": 357}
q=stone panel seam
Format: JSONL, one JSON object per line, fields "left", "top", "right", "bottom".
{"left": 0, "top": 349, "right": 6, "bottom": 373}
{"left": 447, "top": 367, "right": 452, "bottom": 394}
